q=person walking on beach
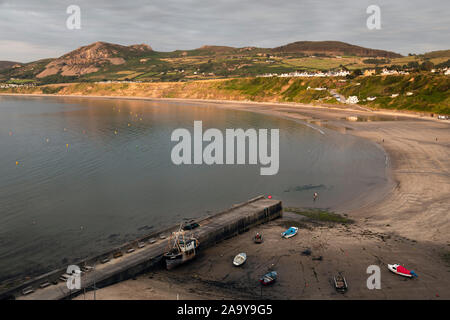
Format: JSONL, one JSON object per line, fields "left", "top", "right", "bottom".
{"left": 313, "top": 192, "right": 318, "bottom": 201}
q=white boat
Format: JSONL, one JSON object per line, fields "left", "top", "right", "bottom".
{"left": 233, "top": 253, "right": 247, "bottom": 266}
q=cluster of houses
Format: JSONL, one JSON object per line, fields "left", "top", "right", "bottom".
{"left": 435, "top": 67, "right": 450, "bottom": 75}
{"left": 0, "top": 83, "right": 36, "bottom": 89}
{"left": 258, "top": 70, "right": 351, "bottom": 78}
{"left": 365, "top": 67, "right": 450, "bottom": 76}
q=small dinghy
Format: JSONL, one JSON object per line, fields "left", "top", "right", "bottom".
{"left": 333, "top": 274, "right": 348, "bottom": 293}
{"left": 281, "top": 227, "right": 298, "bottom": 239}
{"left": 254, "top": 233, "right": 263, "bottom": 244}
{"left": 233, "top": 253, "right": 247, "bottom": 266}
{"left": 388, "top": 264, "right": 418, "bottom": 278}
{"left": 259, "top": 271, "right": 277, "bottom": 286}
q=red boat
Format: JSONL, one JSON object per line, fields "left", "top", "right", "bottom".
{"left": 388, "top": 264, "right": 418, "bottom": 278}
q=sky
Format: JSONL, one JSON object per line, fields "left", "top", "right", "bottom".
{"left": 0, "top": 0, "right": 449, "bottom": 62}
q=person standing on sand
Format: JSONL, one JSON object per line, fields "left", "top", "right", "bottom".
{"left": 313, "top": 192, "right": 318, "bottom": 201}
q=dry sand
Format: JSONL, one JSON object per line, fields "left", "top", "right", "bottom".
{"left": 2, "top": 94, "right": 448, "bottom": 299}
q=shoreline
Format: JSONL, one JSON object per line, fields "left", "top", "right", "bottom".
{"left": 2, "top": 92, "right": 449, "bottom": 299}
{"left": 0, "top": 92, "right": 444, "bottom": 122}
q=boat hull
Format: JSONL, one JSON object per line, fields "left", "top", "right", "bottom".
{"left": 388, "top": 264, "right": 413, "bottom": 278}
{"left": 281, "top": 227, "right": 298, "bottom": 238}
{"left": 165, "top": 251, "right": 196, "bottom": 270}
{"left": 233, "top": 253, "right": 247, "bottom": 266}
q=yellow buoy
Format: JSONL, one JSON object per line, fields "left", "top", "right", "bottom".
{"left": 128, "top": 123, "right": 131, "bottom": 127}
{"left": 66, "top": 144, "right": 69, "bottom": 148}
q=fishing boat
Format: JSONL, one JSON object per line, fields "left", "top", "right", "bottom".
{"left": 388, "top": 264, "right": 418, "bottom": 278}
{"left": 254, "top": 232, "right": 263, "bottom": 244}
{"left": 259, "top": 271, "right": 277, "bottom": 286}
{"left": 233, "top": 253, "right": 247, "bottom": 266}
{"left": 333, "top": 274, "right": 348, "bottom": 293}
{"left": 163, "top": 226, "right": 199, "bottom": 270}
{"left": 281, "top": 226, "right": 298, "bottom": 239}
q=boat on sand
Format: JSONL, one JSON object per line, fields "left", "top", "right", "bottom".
{"left": 281, "top": 227, "right": 298, "bottom": 238}
{"left": 259, "top": 271, "right": 277, "bottom": 285}
{"left": 163, "top": 226, "right": 199, "bottom": 270}
{"left": 388, "top": 264, "right": 418, "bottom": 278}
{"left": 233, "top": 253, "right": 247, "bottom": 266}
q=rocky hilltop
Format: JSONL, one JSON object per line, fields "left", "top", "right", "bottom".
{"left": 36, "top": 42, "right": 152, "bottom": 78}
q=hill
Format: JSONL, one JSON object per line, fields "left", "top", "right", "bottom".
{"left": 35, "top": 41, "right": 152, "bottom": 78}
{"left": 4, "top": 40, "right": 449, "bottom": 84}
{"left": 0, "top": 61, "right": 22, "bottom": 70}
{"left": 272, "top": 41, "right": 402, "bottom": 58}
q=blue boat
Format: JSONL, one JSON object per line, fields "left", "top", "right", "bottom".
{"left": 281, "top": 226, "right": 298, "bottom": 238}
{"left": 259, "top": 271, "right": 277, "bottom": 285}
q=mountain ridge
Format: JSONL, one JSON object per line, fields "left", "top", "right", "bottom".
{"left": 2, "top": 40, "right": 446, "bottom": 84}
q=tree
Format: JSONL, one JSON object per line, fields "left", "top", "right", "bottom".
{"left": 352, "top": 69, "right": 363, "bottom": 77}
{"left": 420, "top": 61, "right": 434, "bottom": 71}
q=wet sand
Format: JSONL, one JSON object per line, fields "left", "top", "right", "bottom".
{"left": 2, "top": 94, "right": 449, "bottom": 299}
{"left": 77, "top": 213, "right": 450, "bottom": 300}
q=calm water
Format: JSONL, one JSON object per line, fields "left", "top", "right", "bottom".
{"left": 0, "top": 96, "right": 388, "bottom": 282}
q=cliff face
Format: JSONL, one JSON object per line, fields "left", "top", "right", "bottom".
{"left": 36, "top": 42, "right": 153, "bottom": 78}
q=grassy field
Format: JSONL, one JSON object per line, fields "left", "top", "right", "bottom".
{"left": 284, "top": 207, "right": 354, "bottom": 224}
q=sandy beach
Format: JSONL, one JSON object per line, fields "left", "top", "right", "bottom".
{"left": 2, "top": 93, "right": 449, "bottom": 299}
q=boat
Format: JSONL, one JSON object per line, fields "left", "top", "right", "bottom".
{"left": 259, "top": 271, "right": 277, "bottom": 286}
{"left": 254, "top": 232, "right": 263, "bottom": 243}
{"left": 163, "top": 226, "right": 199, "bottom": 270}
{"left": 388, "top": 264, "right": 418, "bottom": 278}
{"left": 233, "top": 253, "right": 247, "bottom": 266}
{"left": 333, "top": 274, "right": 348, "bottom": 293}
{"left": 281, "top": 227, "right": 298, "bottom": 239}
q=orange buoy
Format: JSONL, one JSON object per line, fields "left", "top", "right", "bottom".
{"left": 16, "top": 161, "right": 19, "bottom": 166}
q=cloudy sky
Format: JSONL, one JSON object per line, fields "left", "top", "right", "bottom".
{"left": 0, "top": 0, "right": 448, "bottom": 62}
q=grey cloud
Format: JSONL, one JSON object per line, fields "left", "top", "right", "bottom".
{"left": 0, "top": 0, "right": 448, "bottom": 62}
